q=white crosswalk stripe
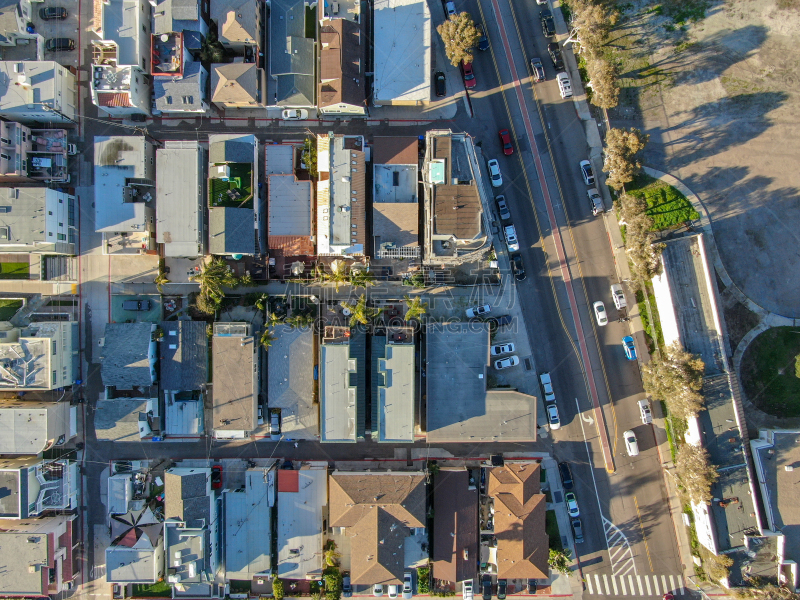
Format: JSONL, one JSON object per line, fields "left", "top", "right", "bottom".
{"left": 584, "top": 574, "right": 687, "bottom": 596}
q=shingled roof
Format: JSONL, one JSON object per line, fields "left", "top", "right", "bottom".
{"left": 488, "top": 464, "right": 548, "bottom": 579}
{"left": 100, "top": 323, "right": 154, "bottom": 389}
{"left": 432, "top": 470, "right": 478, "bottom": 583}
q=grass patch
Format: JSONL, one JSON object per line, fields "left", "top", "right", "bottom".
{"left": 576, "top": 55, "right": 592, "bottom": 102}
{"left": 209, "top": 163, "right": 253, "bottom": 208}
{"left": 625, "top": 173, "right": 700, "bottom": 231}
{"left": 636, "top": 288, "right": 665, "bottom": 354}
{"left": 132, "top": 581, "right": 172, "bottom": 597}
{"left": 305, "top": 6, "right": 317, "bottom": 38}
{"left": 0, "top": 262, "right": 29, "bottom": 280}
{"left": 0, "top": 299, "right": 22, "bottom": 321}
{"left": 661, "top": 400, "right": 686, "bottom": 463}
{"left": 740, "top": 327, "right": 800, "bottom": 417}
{"left": 664, "top": 0, "right": 709, "bottom": 25}
{"left": 546, "top": 509, "right": 562, "bottom": 552}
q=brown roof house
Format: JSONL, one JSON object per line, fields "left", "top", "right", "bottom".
{"left": 487, "top": 463, "right": 548, "bottom": 580}
{"left": 318, "top": 19, "right": 366, "bottom": 116}
{"left": 372, "top": 137, "right": 420, "bottom": 259}
{"left": 432, "top": 469, "right": 478, "bottom": 584}
{"left": 211, "top": 62, "right": 265, "bottom": 109}
{"left": 329, "top": 471, "right": 427, "bottom": 585}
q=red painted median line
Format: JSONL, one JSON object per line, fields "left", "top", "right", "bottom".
{"left": 487, "top": 0, "right": 614, "bottom": 472}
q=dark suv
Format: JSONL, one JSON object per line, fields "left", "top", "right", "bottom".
{"left": 548, "top": 42, "right": 564, "bottom": 71}
{"left": 540, "top": 10, "right": 555, "bottom": 37}
{"left": 39, "top": 6, "right": 67, "bottom": 19}
{"left": 434, "top": 71, "right": 446, "bottom": 97}
{"left": 510, "top": 254, "right": 525, "bottom": 281}
{"left": 45, "top": 38, "right": 75, "bottom": 52}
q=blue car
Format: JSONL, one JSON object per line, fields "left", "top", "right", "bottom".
{"left": 622, "top": 336, "right": 637, "bottom": 361}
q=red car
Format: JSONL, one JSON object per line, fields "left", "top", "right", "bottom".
{"left": 498, "top": 129, "right": 514, "bottom": 155}
{"left": 211, "top": 465, "right": 222, "bottom": 489}
{"left": 462, "top": 62, "right": 476, "bottom": 89}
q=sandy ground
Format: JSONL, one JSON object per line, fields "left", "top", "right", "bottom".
{"left": 608, "top": 0, "right": 800, "bottom": 317}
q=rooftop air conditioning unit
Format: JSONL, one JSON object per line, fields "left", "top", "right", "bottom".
{"left": 332, "top": 2, "right": 339, "bottom": 12}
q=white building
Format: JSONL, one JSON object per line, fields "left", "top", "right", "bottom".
{"left": 0, "top": 61, "right": 77, "bottom": 124}
{"left": 0, "top": 321, "right": 77, "bottom": 391}
{"left": 156, "top": 141, "right": 206, "bottom": 257}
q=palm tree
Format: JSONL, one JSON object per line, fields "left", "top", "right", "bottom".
{"left": 154, "top": 271, "right": 170, "bottom": 293}
{"left": 193, "top": 291, "right": 219, "bottom": 316}
{"left": 260, "top": 328, "right": 276, "bottom": 350}
{"left": 190, "top": 257, "right": 238, "bottom": 300}
{"left": 404, "top": 295, "right": 428, "bottom": 321}
{"left": 350, "top": 269, "right": 376, "bottom": 289}
{"left": 238, "top": 273, "right": 255, "bottom": 288}
{"left": 340, "top": 294, "right": 382, "bottom": 326}
{"left": 266, "top": 311, "right": 283, "bottom": 327}
{"left": 323, "top": 547, "right": 341, "bottom": 567}
{"left": 324, "top": 259, "right": 349, "bottom": 292}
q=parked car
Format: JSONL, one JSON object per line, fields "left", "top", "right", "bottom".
{"left": 504, "top": 224, "right": 519, "bottom": 252}
{"left": 622, "top": 335, "right": 637, "bottom": 361}
{"left": 510, "top": 254, "right": 526, "bottom": 281}
{"left": 462, "top": 61, "right": 476, "bottom": 88}
{"left": 488, "top": 159, "right": 503, "bottom": 187}
{"left": 476, "top": 23, "right": 489, "bottom": 51}
{"left": 638, "top": 399, "right": 653, "bottom": 424}
{"left": 540, "top": 9, "right": 555, "bottom": 36}
{"left": 531, "top": 58, "right": 546, "bottom": 82}
{"left": 496, "top": 195, "right": 511, "bottom": 220}
{"left": 547, "top": 404, "right": 561, "bottom": 430}
{"left": 588, "top": 188, "right": 604, "bottom": 215}
{"left": 122, "top": 299, "right": 151, "bottom": 311}
{"left": 539, "top": 372, "right": 555, "bottom": 403}
{"left": 388, "top": 585, "right": 398, "bottom": 599}
{"left": 611, "top": 283, "right": 627, "bottom": 309}
{"left": 482, "top": 576, "right": 492, "bottom": 600}
{"left": 593, "top": 301, "right": 608, "bottom": 326}
{"left": 463, "top": 580, "right": 474, "bottom": 600}
{"left": 445, "top": 1, "right": 456, "bottom": 15}
{"left": 270, "top": 411, "right": 281, "bottom": 439}
{"left": 466, "top": 304, "right": 491, "bottom": 318}
{"left": 435, "top": 71, "right": 447, "bottom": 97}
{"left": 496, "top": 580, "right": 507, "bottom": 600}
{"left": 491, "top": 342, "right": 515, "bottom": 356}
{"left": 40, "top": 6, "right": 67, "bottom": 19}
{"left": 374, "top": 585, "right": 385, "bottom": 597}
{"left": 558, "top": 462, "right": 573, "bottom": 490}
{"left": 579, "top": 160, "right": 595, "bottom": 185}
{"left": 571, "top": 517, "right": 585, "bottom": 543}
{"left": 343, "top": 577, "right": 353, "bottom": 598}
{"left": 624, "top": 430, "right": 640, "bottom": 456}
{"left": 45, "top": 37, "right": 75, "bottom": 52}
{"left": 548, "top": 42, "right": 564, "bottom": 70}
{"left": 282, "top": 109, "right": 308, "bottom": 120}
{"left": 565, "top": 491, "right": 580, "bottom": 517}
{"left": 556, "top": 72, "right": 572, "bottom": 98}
{"left": 498, "top": 129, "right": 514, "bottom": 155}
{"left": 403, "top": 572, "right": 413, "bottom": 599}
{"left": 527, "top": 580, "right": 537, "bottom": 594}
{"left": 211, "top": 465, "right": 223, "bottom": 489}
{"left": 257, "top": 405, "right": 264, "bottom": 425}
{"left": 494, "top": 355, "right": 520, "bottom": 370}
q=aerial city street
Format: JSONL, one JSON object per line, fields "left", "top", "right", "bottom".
{"left": 0, "top": 0, "right": 796, "bottom": 599}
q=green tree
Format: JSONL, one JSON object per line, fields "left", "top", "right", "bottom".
{"left": 323, "top": 546, "right": 341, "bottom": 567}
{"left": 548, "top": 548, "right": 572, "bottom": 576}
{"left": 603, "top": 127, "right": 649, "bottom": 190}
{"left": 320, "top": 260, "right": 349, "bottom": 292}
{"left": 260, "top": 328, "right": 277, "bottom": 350}
{"left": 436, "top": 12, "right": 481, "bottom": 67}
{"left": 349, "top": 269, "right": 376, "bottom": 289}
{"left": 642, "top": 341, "right": 705, "bottom": 420}
{"left": 567, "top": 0, "right": 618, "bottom": 54}
{"left": 340, "top": 294, "right": 382, "bottom": 326}
{"left": 238, "top": 272, "right": 254, "bottom": 288}
{"left": 190, "top": 257, "right": 239, "bottom": 314}
{"left": 303, "top": 138, "right": 318, "bottom": 176}
{"left": 404, "top": 295, "right": 428, "bottom": 321}
{"left": 585, "top": 52, "right": 620, "bottom": 109}
{"left": 324, "top": 570, "right": 342, "bottom": 600}
{"left": 154, "top": 271, "right": 170, "bottom": 293}
{"left": 272, "top": 577, "right": 285, "bottom": 600}
{"left": 676, "top": 443, "right": 719, "bottom": 505}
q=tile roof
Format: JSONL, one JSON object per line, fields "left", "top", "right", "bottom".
{"left": 488, "top": 464, "right": 547, "bottom": 580}
{"left": 329, "top": 472, "right": 426, "bottom": 583}
{"left": 98, "top": 92, "right": 133, "bottom": 107}
{"left": 268, "top": 235, "right": 315, "bottom": 256}
{"left": 319, "top": 19, "right": 365, "bottom": 109}
{"left": 211, "top": 62, "right": 260, "bottom": 104}
{"left": 373, "top": 137, "right": 418, "bottom": 165}
{"left": 432, "top": 470, "right": 478, "bottom": 583}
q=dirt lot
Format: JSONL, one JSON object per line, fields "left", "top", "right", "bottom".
{"left": 607, "top": 0, "right": 800, "bottom": 317}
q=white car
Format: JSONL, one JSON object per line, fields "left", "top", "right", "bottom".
{"left": 282, "top": 109, "right": 308, "bottom": 120}
{"left": 494, "top": 355, "right": 520, "bottom": 370}
{"left": 463, "top": 580, "right": 473, "bottom": 600}
{"left": 403, "top": 572, "right": 413, "bottom": 599}
{"left": 638, "top": 399, "right": 652, "bottom": 424}
{"left": 547, "top": 404, "right": 561, "bottom": 430}
{"left": 556, "top": 72, "right": 572, "bottom": 98}
{"left": 504, "top": 225, "right": 519, "bottom": 252}
{"left": 487, "top": 159, "right": 503, "bottom": 187}
{"left": 374, "top": 585, "right": 384, "bottom": 597}
{"left": 445, "top": 1, "right": 456, "bottom": 16}
{"left": 491, "top": 342, "right": 515, "bottom": 356}
{"left": 593, "top": 301, "right": 608, "bottom": 326}
{"left": 388, "top": 585, "right": 399, "bottom": 599}
{"left": 579, "top": 160, "right": 595, "bottom": 185}
{"left": 610, "top": 283, "right": 627, "bottom": 309}
{"left": 539, "top": 372, "right": 555, "bottom": 403}
{"left": 257, "top": 405, "right": 264, "bottom": 425}
{"left": 565, "top": 492, "right": 579, "bottom": 517}
{"left": 623, "top": 430, "right": 639, "bottom": 456}
{"left": 466, "top": 304, "right": 491, "bottom": 318}
{"left": 588, "top": 188, "right": 604, "bottom": 215}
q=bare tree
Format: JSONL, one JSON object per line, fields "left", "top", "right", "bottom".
{"left": 642, "top": 341, "right": 705, "bottom": 420}
{"left": 603, "top": 127, "right": 649, "bottom": 190}
{"left": 585, "top": 52, "right": 620, "bottom": 109}
{"left": 676, "top": 443, "right": 718, "bottom": 505}
{"left": 436, "top": 13, "right": 481, "bottom": 67}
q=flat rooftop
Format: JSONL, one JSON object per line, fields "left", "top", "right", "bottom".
{"left": 372, "top": 0, "right": 430, "bottom": 103}
{"left": 320, "top": 343, "right": 357, "bottom": 442}
{"left": 426, "top": 323, "right": 536, "bottom": 443}
{"left": 156, "top": 144, "right": 204, "bottom": 257}
{"left": 225, "top": 469, "right": 273, "bottom": 578}
{"left": 265, "top": 144, "right": 294, "bottom": 176}
{"left": 374, "top": 340, "right": 415, "bottom": 443}
{"left": 102, "top": 0, "right": 146, "bottom": 66}
{"left": 212, "top": 327, "right": 256, "bottom": 434}
{"left": 276, "top": 468, "right": 326, "bottom": 579}
{"left": 317, "top": 135, "right": 366, "bottom": 255}
{"left": 267, "top": 325, "right": 318, "bottom": 440}
{"left": 94, "top": 136, "right": 153, "bottom": 233}
{"left": 268, "top": 175, "right": 312, "bottom": 237}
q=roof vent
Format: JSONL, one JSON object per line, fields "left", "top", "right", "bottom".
{"left": 786, "top": 466, "right": 794, "bottom": 472}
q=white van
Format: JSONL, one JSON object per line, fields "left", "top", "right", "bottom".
{"left": 638, "top": 399, "right": 653, "bottom": 424}
{"left": 556, "top": 72, "right": 573, "bottom": 98}
{"left": 610, "top": 283, "right": 627, "bottom": 309}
